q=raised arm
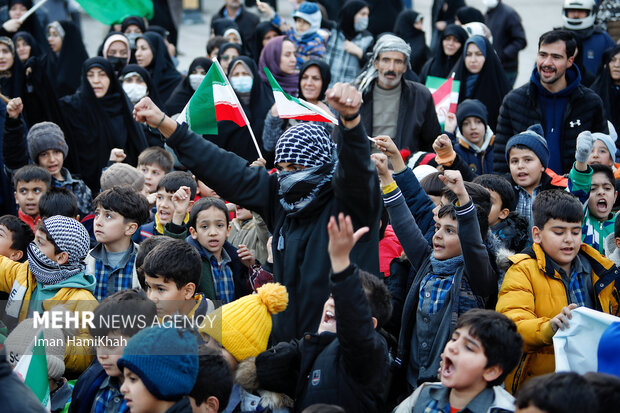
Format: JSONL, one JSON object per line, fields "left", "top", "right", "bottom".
{"left": 3, "top": 98, "right": 30, "bottom": 171}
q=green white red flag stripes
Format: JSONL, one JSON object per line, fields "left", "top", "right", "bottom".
{"left": 177, "top": 59, "right": 262, "bottom": 158}
{"left": 13, "top": 329, "right": 51, "bottom": 410}
{"left": 263, "top": 68, "right": 338, "bottom": 125}
{"left": 425, "top": 75, "right": 460, "bottom": 131}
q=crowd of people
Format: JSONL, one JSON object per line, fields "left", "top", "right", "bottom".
{"left": 0, "top": 0, "right": 619, "bottom": 412}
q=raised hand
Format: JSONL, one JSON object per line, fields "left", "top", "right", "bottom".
{"left": 237, "top": 244, "right": 256, "bottom": 268}
{"left": 326, "top": 83, "right": 362, "bottom": 123}
{"left": 327, "top": 213, "right": 369, "bottom": 273}
{"left": 171, "top": 185, "right": 191, "bottom": 225}
{"left": 438, "top": 170, "right": 468, "bottom": 205}
{"left": 6, "top": 97, "right": 23, "bottom": 119}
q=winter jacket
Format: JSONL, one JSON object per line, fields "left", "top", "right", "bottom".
{"left": 568, "top": 163, "right": 617, "bottom": 255}
{"left": 384, "top": 187, "right": 496, "bottom": 391}
{"left": 496, "top": 243, "right": 620, "bottom": 393}
{"left": 135, "top": 217, "right": 189, "bottom": 243}
{"left": 576, "top": 27, "right": 616, "bottom": 77}
{"left": 494, "top": 66, "right": 608, "bottom": 174}
{"left": 255, "top": 264, "right": 390, "bottom": 412}
{"left": 485, "top": 2, "right": 527, "bottom": 72}
{"left": 0, "top": 256, "right": 97, "bottom": 375}
{"left": 0, "top": 348, "right": 48, "bottom": 413}
{"left": 394, "top": 382, "right": 515, "bottom": 413}
{"left": 508, "top": 168, "right": 568, "bottom": 211}
{"left": 354, "top": 79, "right": 441, "bottom": 153}
{"left": 67, "top": 360, "right": 107, "bottom": 413}
{"left": 164, "top": 121, "right": 381, "bottom": 343}
{"left": 447, "top": 127, "right": 495, "bottom": 176}
{"left": 186, "top": 236, "right": 251, "bottom": 303}
{"left": 227, "top": 214, "right": 270, "bottom": 266}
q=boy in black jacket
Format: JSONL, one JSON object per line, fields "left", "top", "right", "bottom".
{"left": 251, "top": 214, "right": 392, "bottom": 412}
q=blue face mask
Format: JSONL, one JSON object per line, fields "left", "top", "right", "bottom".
{"left": 231, "top": 75, "right": 253, "bottom": 93}
{"left": 354, "top": 17, "right": 369, "bottom": 32}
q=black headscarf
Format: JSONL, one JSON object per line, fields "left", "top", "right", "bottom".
{"left": 394, "top": 10, "right": 430, "bottom": 75}
{"left": 211, "top": 18, "right": 240, "bottom": 37}
{"left": 419, "top": 24, "right": 467, "bottom": 83}
{"left": 44, "top": 20, "right": 88, "bottom": 97}
{"left": 591, "top": 45, "right": 620, "bottom": 134}
{"left": 121, "top": 16, "right": 146, "bottom": 33}
{"left": 164, "top": 57, "right": 212, "bottom": 116}
{"left": 298, "top": 59, "right": 330, "bottom": 101}
{"left": 0, "top": 37, "right": 23, "bottom": 99}
{"left": 59, "top": 57, "right": 147, "bottom": 192}
{"left": 208, "top": 55, "right": 274, "bottom": 163}
{"left": 3, "top": 0, "right": 49, "bottom": 55}
{"left": 253, "top": 21, "right": 281, "bottom": 63}
{"left": 218, "top": 42, "right": 243, "bottom": 58}
{"left": 138, "top": 32, "right": 182, "bottom": 103}
{"left": 120, "top": 63, "right": 163, "bottom": 108}
{"left": 452, "top": 35, "right": 510, "bottom": 131}
{"left": 455, "top": 6, "right": 485, "bottom": 24}
{"left": 12, "top": 31, "right": 41, "bottom": 61}
{"left": 338, "top": 0, "right": 370, "bottom": 41}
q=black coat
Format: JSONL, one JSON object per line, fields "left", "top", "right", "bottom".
{"left": 591, "top": 45, "right": 620, "bottom": 134}
{"left": 214, "top": 5, "right": 259, "bottom": 58}
{"left": 165, "top": 120, "right": 381, "bottom": 343}
{"left": 256, "top": 265, "right": 390, "bottom": 412}
{"left": 494, "top": 75, "right": 608, "bottom": 174}
{"left": 485, "top": 1, "right": 527, "bottom": 72}
{"left": 357, "top": 79, "right": 441, "bottom": 152}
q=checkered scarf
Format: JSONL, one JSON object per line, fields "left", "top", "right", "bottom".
{"left": 27, "top": 215, "right": 90, "bottom": 285}
{"left": 275, "top": 123, "right": 337, "bottom": 213}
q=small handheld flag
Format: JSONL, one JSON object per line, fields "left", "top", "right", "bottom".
{"left": 426, "top": 74, "right": 460, "bottom": 131}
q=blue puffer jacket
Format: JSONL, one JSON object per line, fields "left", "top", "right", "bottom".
{"left": 446, "top": 128, "right": 495, "bottom": 176}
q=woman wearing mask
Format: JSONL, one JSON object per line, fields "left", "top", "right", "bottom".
{"left": 121, "top": 64, "right": 163, "bottom": 147}
{"left": 394, "top": 10, "right": 430, "bottom": 75}
{"left": 323, "top": 0, "right": 374, "bottom": 86}
{"left": 100, "top": 32, "right": 130, "bottom": 77}
{"left": 258, "top": 36, "right": 298, "bottom": 96}
{"left": 164, "top": 57, "right": 212, "bottom": 116}
{"left": 44, "top": 20, "right": 88, "bottom": 97}
{"left": 12, "top": 31, "right": 40, "bottom": 63}
{"left": 135, "top": 32, "right": 182, "bottom": 103}
{"left": 121, "top": 16, "right": 146, "bottom": 51}
{"left": 419, "top": 23, "right": 467, "bottom": 84}
{"left": 218, "top": 42, "right": 242, "bottom": 75}
{"left": 452, "top": 35, "right": 509, "bottom": 131}
{"left": 0, "top": 37, "right": 23, "bottom": 99}
{"left": 263, "top": 59, "right": 333, "bottom": 153}
{"left": 59, "top": 57, "right": 147, "bottom": 192}
{"left": 591, "top": 45, "right": 620, "bottom": 135}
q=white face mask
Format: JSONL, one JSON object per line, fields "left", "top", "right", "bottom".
{"left": 354, "top": 17, "right": 369, "bottom": 32}
{"left": 483, "top": 0, "right": 498, "bottom": 9}
{"left": 189, "top": 73, "right": 205, "bottom": 91}
{"left": 123, "top": 82, "right": 147, "bottom": 104}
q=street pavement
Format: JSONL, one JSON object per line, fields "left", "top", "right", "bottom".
{"left": 81, "top": 0, "right": 566, "bottom": 87}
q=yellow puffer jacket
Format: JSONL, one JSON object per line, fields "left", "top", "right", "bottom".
{"left": 0, "top": 256, "right": 98, "bottom": 376}
{"left": 496, "top": 243, "right": 620, "bottom": 393}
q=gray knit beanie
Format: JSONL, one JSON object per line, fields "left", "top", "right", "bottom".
{"left": 4, "top": 318, "right": 66, "bottom": 379}
{"left": 27, "top": 122, "right": 69, "bottom": 163}
{"left": 100, "top": 163, "right": 145, "bottom": 192}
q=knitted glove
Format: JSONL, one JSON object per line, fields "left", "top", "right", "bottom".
{"left": 575, "top": 131, "right": 594, "bottom": 163}
{"left": 434, "top": 141, "right": 456, "bottom": 166}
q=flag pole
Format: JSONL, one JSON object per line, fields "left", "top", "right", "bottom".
{"left": 213, "top": 58, "right": 264, "bottom": 160}
{"left": 18, "top": 0, "right": 49, "bottom": 24}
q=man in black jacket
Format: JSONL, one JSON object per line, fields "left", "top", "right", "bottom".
{"left": 484, "top": 0, "right": 527, "bottom": 88}
{"left": 212, "top": 0, "right": 259, "bottom": 52}
{"left": 132, "top": 83, "right": 382, "bottom": 344}
{"left": 494, "top": 29, "right": 607, "bottom": 174}
{"left": 355, "top": 34, "right": 441, "bottom": 153}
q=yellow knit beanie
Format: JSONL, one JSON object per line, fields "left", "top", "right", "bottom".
{"left": 200, "top": 283, "right": 288, "bottom": 361}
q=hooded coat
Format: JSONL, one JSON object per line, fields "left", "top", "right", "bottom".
{"left": 43, "top": 20, "right": 88, "bottom": 98}
{"left": 419, "top": 24, "right": 468, "bottom": 84}
{"left": 59, "top": 57, "right": 147, "bottom": 192}
{"left": 452, "top": 35, "right": 510, "bottom": 132}
{"left": 138, "top": 32, "right": 182, "bottom": 103}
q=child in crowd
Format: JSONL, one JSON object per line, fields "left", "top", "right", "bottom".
{"left": 134, "top": 235, "right": 171, "bottom": 289}
{"left": 100, "top": 162, "right": 146, "bottom": 193}
{"left": 376, "top": 154, "right": 497, "bottom": 391}
{"left": 474, "top": 174, "right": 530, "bottom": 255}
{"left": 13, "top": 164, "right": 51, "bottom": 232}
{"left": 136, "top": 171, "right": 197, "bottom": 241}
{"left": 585, "top": 131, "right": 620, "bottom": 179}
{"left": 0, "top": 214, "right": 33, "bottom": 262}
{"left": 137, "top": 146, "right": 174, "bottom": 201}
{"left": 142, "top": 238, "right": 214, "bottom": 318}
{"left": 420, "top": 172, "right": 445, "bottom": 206}
{"left": 5, "top": 317, "right": 72, "bottom": 412}
{"left": 569, "top": 131, "right": 618, "bottom": 255}
{"left": 505, "top": 125, "right": 566, "bottom": 229}
{"left": 118, "top": 326, "right": 198, "bottom": 413}
{"left": 198, "top": 282, "right": 289, "bottom": 411}
{"left": 86, "top": 187, "right": 151, "bottom": 301}
{"left": 441, "top": 99, "right": 495, "bottom": 175}
{"left": 515, "top": 372, "right": 598, "bottom": 413}
{"left": 248, "top": 214, "right": 392, "bottom": 412}
{"left": 187, "top": 197, "right": 252, "bottom": 304}
{"left": 3, "top": 98, "right": 92, "bottom": 217}
{"left": 259, "top": 1, "right": 327, "bottom": 68}
{"left": 69, "top": 289, "right": 158, "bottom": 413}
{"left": 228, "top": 204, "right": 270, "bottom": 266}
{"left": 0, "top": 215, "right": 97, "bottom": 375}
{"left": 38, "top": 188, "right": 79, "bottom": 220}
{"left": 497, "top": 189, "right": 620, "bottom": 393}
{"left": 394, "top": 309, "right": 522, "bottom": 413}
{"left": 189, "top": 347, "right": 234, "bottom": 413}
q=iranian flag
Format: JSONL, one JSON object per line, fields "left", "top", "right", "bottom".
{"left": 13, "top": 329, "right": 51, "bottom": 410}
{"left": 75, "top": 0, "right": 153, "bottom": 24}
{"left": 178, "top": 59, "right": 262, "bottom": 157}
{"left": 264, "top": 68, "right": 337, "bottom": 124}
{"left": 426, "top": 75, "right": 460, "bottom": 131}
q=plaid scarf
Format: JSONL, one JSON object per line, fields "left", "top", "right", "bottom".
{"left": 27, "top": 242, "right": 83, "bottom": 285}
{"left": 278, "top": 162, "right": 336, "bottom": 213}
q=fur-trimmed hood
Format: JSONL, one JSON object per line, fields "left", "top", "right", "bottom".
{"left": 235, "top": 357, "right": 295, "bottom": 410}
